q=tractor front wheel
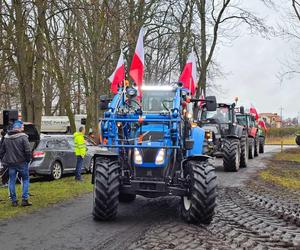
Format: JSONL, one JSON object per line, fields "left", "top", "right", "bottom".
{"left": 180, "top": 160, "right": 217, "bottom": 225}
{"left": 240, "top": 136, "right": 248, "bottom": 168}
{"left": 223, "top": 139, "right": 240, "bottom": 172}
{"left": 254, "top": 136, "right": 259, "bottom": 157}
{"left": 248, "top": 138, "right": 255, "bottom": 159}
{"left": 259, "top": 136, "right": 265, "bottom": 153}
{"left": 93, "top": 157, "right": 120, "bottom": 221}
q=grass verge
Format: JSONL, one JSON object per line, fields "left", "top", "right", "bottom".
{"left": 0, "top": 175, "right": 93, "bottom": 220}
{"left": 259, "top": 148, "right": 300, "bottom": 190}
{"left": 265, "top": 136, "right": 296, "bottom": 145}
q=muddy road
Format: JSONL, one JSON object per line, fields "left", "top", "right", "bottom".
{"left": 0, "top": 145, "right": 299, "bottom": 250}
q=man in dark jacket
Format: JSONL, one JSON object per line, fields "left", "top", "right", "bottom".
{"left": 0, "top": 120, "right": 32, "bottom": 207}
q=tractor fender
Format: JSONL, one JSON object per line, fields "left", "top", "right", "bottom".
{"left": 180, "top": 155, "right": 212, "bottom": 173}
{"left": 225, "top": 135, "right": 240, "bottom": 140}
{"left": 187, "top": 126, "right": 205, "bottom": 156}
{"left": 91, "top": 149, "right": 119, "bottom": 184}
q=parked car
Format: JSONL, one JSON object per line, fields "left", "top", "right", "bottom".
{"left": 30, "top": 134, "right": 106, "bottom": 180}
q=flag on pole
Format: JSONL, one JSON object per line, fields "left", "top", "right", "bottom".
{"left": 108, "top": 50, "right": 125, "bottom": 94}
{"left": 258, "top": 120, "right": 268, "bottom": 131}
{"left": 250, "top": 105, "right": 259, "bottom": 120}
{"left": 179, "top": 50, "right": 197, "bottom": 96}
{"left": 129, "top": 27, "right": 145, "bottom": 97}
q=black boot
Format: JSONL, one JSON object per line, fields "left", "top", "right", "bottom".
{"left": 21, "top": 199, "right": 32, "bottom": 206}
{"left": 12, "top": 201, "right": 18, "bottom": 207}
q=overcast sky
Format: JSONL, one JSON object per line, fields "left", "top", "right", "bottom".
{"left": 212, "top": 0, "right": 300, "bottom": 119}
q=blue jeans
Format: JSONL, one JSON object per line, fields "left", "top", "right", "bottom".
{"left": 9, "top": 163, "right": 30, "bottom": 202}
{"left": 75, "top": 156, "right": 83, "bottom": 180}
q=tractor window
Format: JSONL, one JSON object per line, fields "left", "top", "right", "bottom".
{"left": 202, "top": 107, "right": 232, "bottom": 123}
{"left": 142, "top": 90, "right": 175, "bottom": 112}
{"left": 237, "top": 115, "right": 247, "bottom": 126}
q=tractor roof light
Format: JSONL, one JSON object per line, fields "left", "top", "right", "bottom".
{"left": 155, "top": 148, "right": 165, "bottom": 165}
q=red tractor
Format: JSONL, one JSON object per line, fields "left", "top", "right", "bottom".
{"left": 236, "top": 111, "right": 260, "bottom": 159}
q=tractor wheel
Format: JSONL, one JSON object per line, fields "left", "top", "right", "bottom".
{"left": 254, "top": 136, "right": 259, "bottom": 157}
{"left": 259, "top": 137, "right": 265, "bottom": 153}
{"left": 223, "top": 139, "right": 240, "bottom": 172}
{"left": 240, "top": 136, "right": 248, "bottom": 168}
{"left": 119, "top": 193, "right": 136, "bottom": 203}
{"left": 92, "top": 157, "right": 120, "bottom": 221}
{"left": 180, "top": 160, "right": 217, "bottom": 225}
{"left": 248, "top": 138, "right": 255, "bottom": 159}
{"left": 296, "top": 136, "right": 300, "bottom": 146}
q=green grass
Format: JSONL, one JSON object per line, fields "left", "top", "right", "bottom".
{"left": 259, "top": 148, "right": 300, "bottom": 190}
{"left": 0, "top": 175, "right": 93, "bottom": 220}
{"left": 265, "top": 136, "right": 296, "bottom": 145}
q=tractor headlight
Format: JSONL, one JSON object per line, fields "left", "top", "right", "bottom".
{"left": 134, "top": 148, "right": 143, "bottom": 165}
{"left": 155, "top": 149, "right": 165, "bottom": 165}
{"left": 205, "top": 130, "right": 213, "bottom": 142}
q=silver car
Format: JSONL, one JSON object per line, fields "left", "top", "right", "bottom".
{"left": 30, "top": 135, "right": 101, "bottom": 180}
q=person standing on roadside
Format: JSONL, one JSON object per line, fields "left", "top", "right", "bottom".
{"left": 73, "top": 127, "right": 87, "bottom": 181}
{"left": 0, "top": 120, "right": 32, "bottom": 207}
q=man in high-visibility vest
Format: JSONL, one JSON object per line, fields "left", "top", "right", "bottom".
{"left": 73, "top": 127, "right": 87, "bottom": 181}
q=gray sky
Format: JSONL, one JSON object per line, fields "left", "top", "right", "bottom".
{"left": 213, "top": 0, "right": 300, "bottom": 119}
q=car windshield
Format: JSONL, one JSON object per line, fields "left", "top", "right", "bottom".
{"left": 202, "top": 107, "right": 231, "bottom": 123}
{"left": 237, "top": 115, "right": 247, "bottom": 126}
{"left": 142, "top": 90, "right": 175, "bottom": 112}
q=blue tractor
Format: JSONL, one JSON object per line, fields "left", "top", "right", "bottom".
{"left": 92, "top": 84, "right": 217, "bottom": 224}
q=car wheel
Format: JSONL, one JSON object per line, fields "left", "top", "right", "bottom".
{"left": 51, "top": 161, "right": 63, "bottom": 180}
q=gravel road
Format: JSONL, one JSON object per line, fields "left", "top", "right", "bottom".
{"left": 0, "top": 145, "right": 299, "bottom": 250}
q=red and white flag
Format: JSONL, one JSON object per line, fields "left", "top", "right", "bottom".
{"left": 250, "top": 105, "right": 259, "bottom": 120}
{"left": 108, "top": 50, "right": 125, "bottom": 94}
{"left": 129, "top": 27, "right": 145, "bottom": 97}
{"left": 179, "top": 51, "right": 197, "bottom": 96}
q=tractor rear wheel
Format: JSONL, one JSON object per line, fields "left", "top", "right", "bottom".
{"left": 223, "top": 139, "right": 240, "bottom": 172}
{"left": 248, "top": 138, "right": 255, "bottom": 159}
{"left": 93, "top": 157, "right": 120, "bottom": 221}
{"left": 240, "top": 136, "right": 248, "bottom": 168}
{"left": 180, "top": 160, "right": 217, "bottom": 225}
{"left": 119, "top": 193, "right": 136, "bottom": 203}
{"left": 296, "top": 135, "right": 300, "bottom": 146}
{"left": 259, "top": 136, "right": 265, "bottom": 153}
{"left": 254, "top": 136, "right": 259, "bottom": 157}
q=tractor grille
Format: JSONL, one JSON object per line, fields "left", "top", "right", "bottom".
{"left": 141, "top": 148, "right": 158, "bottom": 162}
{"left": 135, "top": 167, "right": 164, "bottom": 178}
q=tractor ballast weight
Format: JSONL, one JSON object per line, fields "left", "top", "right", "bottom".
{"left": 199, "top": 103, "right": 248, "bottom": 172}
{"left": 92, "top": 84, "right": 217, "bottom": 225}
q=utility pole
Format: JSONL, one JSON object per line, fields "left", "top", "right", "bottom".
{"left": 280, "top": 106, "right": 284, "bottom": 152}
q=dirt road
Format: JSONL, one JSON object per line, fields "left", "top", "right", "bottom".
{"left": 0, "top": 145, "right": 299, "bottom": 250}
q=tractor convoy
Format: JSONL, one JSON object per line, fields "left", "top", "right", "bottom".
{"left": 91, "top": 83, "right": 265, "bottom": 225}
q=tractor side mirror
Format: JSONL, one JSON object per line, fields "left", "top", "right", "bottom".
{"left": 205, "top": 96, "right": 217, "bottom": 111}
{"left": 240, "top": 106, "right": 245, "bottom": 114}
{"left": 99, "top": 95, "right": 111, "bottom": 110}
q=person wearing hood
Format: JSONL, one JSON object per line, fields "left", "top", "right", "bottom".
{"left": 73, "top": 126, "right": 87, "bottom": 181}
{"left": 0, "top": 120, "right": 32, "bottom": 207}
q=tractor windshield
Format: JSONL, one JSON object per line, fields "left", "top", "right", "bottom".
{"left": 236, "top": 115, "right": 247, "bottom": 126}
{"left": 202, "top": 107, "right": 232, "bottom": 123}
{"left": 142, "top": 90, "right": 175, "bottom": 112}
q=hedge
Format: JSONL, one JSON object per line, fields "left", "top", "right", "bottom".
{"left": 266, "top": 127, "right": 300, "bottom": 137}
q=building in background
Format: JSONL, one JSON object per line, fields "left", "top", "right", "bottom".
{"left": 259, "top": 113, "right": 282, "bottom": 128}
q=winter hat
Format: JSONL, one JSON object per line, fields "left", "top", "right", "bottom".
{"left": 12, "top": 120, "right": 23, "bottom": 130}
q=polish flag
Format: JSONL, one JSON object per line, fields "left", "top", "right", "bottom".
{"left": 198, "top": 88, "right": 205, "bottom": 107}
{"left": 130, "top": 27, "right": 145, "bottom": 97}
{"left": 250, "top": 105, "right": 259, "bottom": 120}
{"left": 108, "top": 50, "right": 125, "bottom": 94}
{"left": 179, "top": 51, "right": 197, "bottom": 96}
